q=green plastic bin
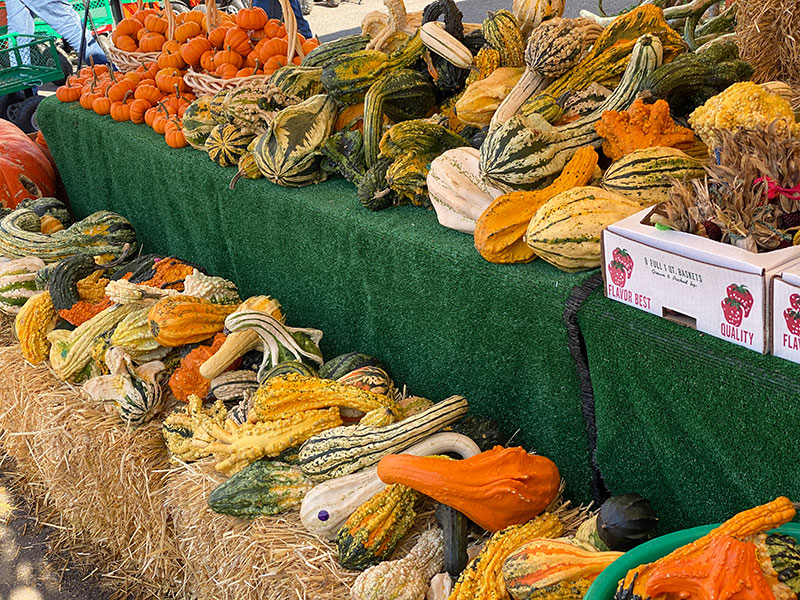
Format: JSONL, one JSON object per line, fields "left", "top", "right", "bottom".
{"left": 0, "top": 32, "right": 62, "bottom": 94}
{"left": 0, "top": 0, "right": 114, "bottom": 37}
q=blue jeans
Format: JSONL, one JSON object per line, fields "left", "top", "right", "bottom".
{"left": 6, "top": 0, "right": 108, "bottom": 64}
{"left": 253, "top": 0, "right": 313, "bottom": 39}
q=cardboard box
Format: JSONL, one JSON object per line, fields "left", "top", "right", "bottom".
{"left": 770, "top": 262, "right": 800, "bottom": 362}
{"left": 601, "top": 207, "right": 800, "bottom": 353}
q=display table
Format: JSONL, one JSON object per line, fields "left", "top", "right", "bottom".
{"left": 579, "top": 290, "right": 800, "bottom": 530}
{"left": 36, "top": 97, "right": 596, "bottom": 502}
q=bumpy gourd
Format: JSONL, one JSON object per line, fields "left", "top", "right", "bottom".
{"left": 15, "top": 291, "right": 58, "bottom": 364}
{"left": 270, "top": 65, "right": 325, "bottom": 100}
{"left": 147, "top": 295, "right": 239, "bottom": 347}
{"left": 182, "top": 269, "right": 240, "bottom": 304}
{"left": 337, "top": 484, "right": 419, "bottom": 571}
{"left": 0, "top": 256, "right": 45, "bottom": 315}
{"left": 108, "top": 302, "right": 162, "bottom": 358}
{"left": 482, "top": 10, "right": 525, "bottom": 67}
{"left": 474, "top": 146, "right": 598, "bottom": 264}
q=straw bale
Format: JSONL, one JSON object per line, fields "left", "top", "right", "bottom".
{"left": 0, "top": 315, "right": 14, "bottom": 347}
{"left": 736, "top": 0, "right": 800, "bottom": 92}
{"left": 0, "top": 345, "right": 186, "bottom": 598}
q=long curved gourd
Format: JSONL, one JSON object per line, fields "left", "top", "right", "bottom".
{"left": 0, "top": 209, "right": 136, "bottom": 263}
{"left": 224, "top": 310, "right": 323, "bottom": 383}
{"left": 377, "top": 446, "right": 561, "bottom": 532}
{"left": 298, "top": 395, "right": 468, "bottom": 482}
{"left": 300, "top": 432, "right": 481, "bottom": 539}
{"left": 147, "top": 295, "right": 239, "bottom": 347}
{"left": 480, "top": 33, "right": 662, "bottom": 189}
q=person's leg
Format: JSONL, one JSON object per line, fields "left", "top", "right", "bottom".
{"left": 253, "top": 0, "right": 314, "bottom": 40}
{"left": 5, "top": 0, "right": 35, "bottom": 65}
{"left": 20, "top": 0, "right": 107, "bottom": 63}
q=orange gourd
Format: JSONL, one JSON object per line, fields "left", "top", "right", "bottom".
{"left": 200, "top": 49, "right": 216, "bottom": 72}
{"left": 115, "top": 34, "right": 138, "bottom": 52}
{"left": 175, "top": 21, "right": 202, "bottom": 43}
{"left": 236, "top": 6, "right": 267, "bottom": 30}
{"left": 214, "top": 47, "right": 243, "bottom": 68}
{"left": 377, "top": 446, "right": 561, "bottom": 532}
{"left": 224, "top": 27, "right": 252, "bottom": 55}
{"left": 139, "top": 31, "right": 166, "bottom": 52}
{"left": 164, "top": 119, "right": 188, "bottom": 148}
{"left": 263, "top": 18, "right": 284, "bottom": 38}
{"left": 147, "top": 295, "right": 239, "bottom": 347}
{"left": 92, "top": 95, "right": 112, "bottom": 115}
{"left": 207, "top": 26, "right": 230, "bottom": 49}
{"left": 134, "top": 83, "right": 162, "bottom": 103}
{"left": 143, "top": 14, "right": 168, "bottom": 34}
{"left": 0, "top": 120, "right": 56, "bottom": 208}
{"left": 215, "top": 63, "right": 238, "bottom": 79}
{"left": 181, "top": 36, "right": 211, "bottom": 66}
{"left": 155, "top": 67, "right": 185, "bottom": 93}
{"left": 474, "top": 146, "right": 599, "bottom": 264}
{"left": 259, "top": 36, "right": 288, "bottom": 62}
{"left": 56, "top": 83, "right": 82, "bottom": 102}
{"left": 129, "top": 98, "right": 152, "bottom": 124}
{"left": 263, "top": 55, "right": 287, "bottom": 75}
{"left": 168, "top": 333, "right": 229, "bottom": 401}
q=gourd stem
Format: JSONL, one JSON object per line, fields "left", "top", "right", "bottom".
{"left": 229, "top": 168, "right": 246, "bottom": 190}
{"left": 436, "top": 503, "right": 468, "bottom": 577}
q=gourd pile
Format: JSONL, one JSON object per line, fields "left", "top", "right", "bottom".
{"left": 54, "top": 0, "right": 800, "bottom": 272}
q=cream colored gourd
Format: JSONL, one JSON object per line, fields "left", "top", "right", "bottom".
{"left": 350, "top": 529, "right": 444, "bottom": 600}
{"left": 513, "top": 0, "right": 564, "bottom": 38}
{"left": 455, "top": 67, "right": 526, "bottom": 128}
{"left": 300, "top": 432, "right": 480, "bottom": 540}
{"left": 419, "top": 22, "right": 473, "bottom": 70}
{"left": 525, "top": 186, "right": 642, "bottom": 271}
{"left": 427, "top": 147, "right": 505, "bottom": 234}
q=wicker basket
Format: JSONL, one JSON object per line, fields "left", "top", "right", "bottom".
{"left": 183, "top": 70, "right": 272, "bottom": 96}
{"left": 106, "top": 45, "right": 161, "bottom": 72}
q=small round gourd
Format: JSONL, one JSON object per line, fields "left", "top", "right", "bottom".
{"left": 204, "top": 123, "right": 254, "bottom": 168}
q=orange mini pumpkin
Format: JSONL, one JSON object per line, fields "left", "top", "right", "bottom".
{"left": 207, "top": 26, "right": 230, "bottom": 49}
{"left": 92, "top": 95, "right": 112, "bottom": 115}
{"left": 139, "top": 31, "right": 166, "bottom": 52}
{"left": 129, "top": 98, "right": 152, "bottom": 124}
{"left": 214, "top": 62, "right": 239, "bottom": 79}
{"left": 236, "top": 6, "right": 267, "bottom": 30}
{"left": 116, "top": 17, "right": 143, "bottom": 36}
{"left": 181, "top": 36, "right": 212, "bottom": 67}
{"left": 56, "top": 84, "right": 82, "bottom": 102}
{"left": 143, "top": 14, "right": 168, "bottom": 34}
{"left": 114, "top": 33, "right": 138, "bottom": 52}
{"left": 175, "top": 20, "right": 202, "bottom": 43}
{"left": 224, "top": 27, "right": 252, "bottom": 55}
{"left": 214, "top": 47, "right": 243, "bottom": 68}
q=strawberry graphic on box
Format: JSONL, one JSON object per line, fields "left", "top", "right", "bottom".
{"left": 791, "top": 293, "right": 800, "bottom": 311}
{"left": 721, "top": 297, "right": 743, "bottom": 327}
{"left": 726, "top": 284, "right": 753, "bottom": 317}
{"left": 784, "top": 308, "right": 800, "bottom": 336}
{"left": 608, "top": 260, "right": 627, "bottom": 286}
{"left": 612, "top": 248, "right": 634, "bottom": 276}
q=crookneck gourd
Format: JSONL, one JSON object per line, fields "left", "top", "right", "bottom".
{"left": 15, "top": 290, "right": 58, "bottom": 364}
{"left": 378, "top": 445, "right": 560, "bottom": 532}
{"left": 0, "top": 208, "right": 136, "bottom": 263}
{"left": 480, "top": 33, "right": 663, "bottom": 189}
{"left": 224, "top": 309, "right": 323, "bottom": 383}
{"left": 82, "top": 347, "right": 165, "bottom": 427}
{"left": 147, "top": 295, "right": 239, "bottom": 347}
{"left": 162, "top": 394, "right": 229, "bottom": 464}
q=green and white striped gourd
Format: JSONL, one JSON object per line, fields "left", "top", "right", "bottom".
{"left": 480, "top": 34, "right": 663, "bottom": 189}
{"left": 82, "top": 347, "right": 164, "bottom": 427}
{"left": 224, "top": 310, "right": 323, "bottom": 383}
{"left": 205, "top": 124, "right": 255, "bottom": 168}
{"left": 210, "top": 369, "right": 259, "bottom": 403}
{"left": 0, "top": 209, "right": 137, "bottom": 263}
{"left": 300, "top": 432, "right": 480, "bottom": 539}
{"left": 297, "top": 395, "right": 469, "bottom": 482}
{"left": 301, "top": 34, "right": 370, "bottom": 68}
{"left": 0, "top": 256, "right": 45, "bottom": 315}
{"left": 48, "top": 303, "right": 138, "bottom": 381}
{"left": 252, "top": 94, "right": 339, "bottom": 187}
{"left": 182, "top": 95, "right": 223, "bottom": 151}
{"left": 600, "top": 146, "right": 706, "bottom": 206}
{"left": 207, "top": 459, "right": 314, "bottom": 518}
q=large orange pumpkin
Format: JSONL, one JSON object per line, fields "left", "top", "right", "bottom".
{"left": 0, "top": 120, "right": 56, "bottom": 209}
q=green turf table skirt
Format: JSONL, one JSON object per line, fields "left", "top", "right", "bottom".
{"left": 36, "top": 97, "right": 597, "bottom": 502}
{"left": 578, "top": 290, "right": 800, "bottom": 530}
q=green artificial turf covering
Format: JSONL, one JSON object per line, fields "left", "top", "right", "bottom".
{"left": 37, "top": 97, "right": 596, "bottom": 502}
{"left": 579, "top": 289, "right": 800, "bottom": 532}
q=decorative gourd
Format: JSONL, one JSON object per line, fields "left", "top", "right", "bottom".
{"left": 162, "top": 395, "right": 227, "bottom": 464}
{"left": 230, "top": 149, "right": 264, "bottom": 189}
{"left": 450, "top": 513, "right": 565, "bottom": 600}
{"left": 252, "top": 373, "right": 399, "bottom": 421}
{"left": 47, "top": 254, "right": 100, "bottom": 312}
{"left": 556, "top": 83, "right": 612, "bottom": 124}
{"left": 298, "top": 395, "right": 469, "bottom": 482}
{"left": 320, "top": 33, "right": 424, "bottom": 105}
{"left": 378, "top": 446, "right": 559, "bottom": 532}
{"left": 209, "top": 369, "right": 259, "bottom": 403}
{"left": 301, "top": 34, "right": 371, "bottom": 69}
{"left": 205, "top": 124, "right": 255, "bottom": 168}
{"left": 595, "top": 99, "right": 696, "bottom": 161}
{"left": 222, "top": 80, "right": 281, "bottom": 134}
{"left": 300, "top": 432, "right": 480, "bottom": 540}
{"left": 502, "top": 539, "right": 623, "bottom": 598}
{"left": 615, "top": 496, "right": 797, "bottom": 598}
{"left": 337, "top": 365, "right": 395, "bottom": 399}
{"left": 427, "top": 147, "right": 504, "bottom": 234}
{"left": 419, "top": 21, "right": 473, "bottom": 72}
{"left": 207, "top": 459, "right": 314, "bottom": 518}
{"left": 475, "top": 146, "right": 598, "bottom": 264}
{"left": 600, "top": 147, "right": 705, "bottom": 207}
{"left": 270, "top": 65, "right": 325, "bottom": 100}
{"left": 519, "top": 579, "right": 592, "bottom": 599}
{"left": 198, "top": 296, "right": 284, "bottom": 380}
{"left": 0, "top": 256, "right": 45, "bottom": 315}
{"left": 15, "top": 291, "right": 58, "bottom": 364}
{"left": 513, "top": 0, "right": 564, "bottom": 38}
{"left": 252, "top": 94, "right": 339, "bottom": 187}
{"left": 148, "top": 295, "right": 237, "bottom": 347}
{"left": 452, "top": 415, "right": 509, "bottom": 452}
{"left": 595, "top": 493, "right": 659, "bottom": 551}
{"left": 109, "top": 303, "right": 162, "bottom": 358}
{"left": 482, "top": 10, "right": 525, "bottom": 68}
{"left": 224, "top": 310, "right": 323, "bottom": 382}
{"left": 0, "top": 208, "right": 137, "bottom": 263}
{"left": 261, "top": 360, "right": 318, "bottom": 381}
{"left": 182, "top": 95, "right": 225, "bottom": 151}
{"left": 48, "top": 304, "right": 139, "bottom": 381}
{"left": 337, "top": 484, "right": 419, "bottom": 570}
{"left": 455, "top": 67, "right": 525, "bottom": 128}
{"left": 524, "top": 186, "right": 641, "bottom": 271}
{"left": 362, "top": 70, "right": 437, "bottom": 167}
{"left": 319, "top": 352, "right": 388, "bottom": 380}
{"left": 398, "top": 396, "right": 434, "bottom": 418}
{"left": 491, "top": 18, "right": 603, "bottom": 128}
{"left": 351, "top": 529, "right": 444, "bottom": 600}
{"left": 82, "top": 347, "right": 165, "bottom": 427}
{"left": 182, "top": 269, "right": 240, "bottom": 304}
{"left": 168, "top": 333, "right": 228, "bottom": 401}
{"left": 480, "top": 33, "right": 663, "bottom": 189}
{"left": 520, "top": 5, "right": 684, "bottom": 120}
{"left": 55, "top": 271, "right": 112, "bottom": 327}
{"left": 0, "top": 120, "right": 56, "bottom": 209}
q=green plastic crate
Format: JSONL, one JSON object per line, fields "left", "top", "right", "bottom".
{"left": 0, "top": 32, "right": 62, "bottom": 94}
{"left": 0, "top": 0, "right": 114, "bottom": 37}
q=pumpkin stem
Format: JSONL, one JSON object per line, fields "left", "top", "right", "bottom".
{"left": 108, "top": 66, "right": 117, "bottom": 82}
{"left": 173, "top": 83, "right": 182, "bottom": 99}
{"left": 122, "top": 89, "right": 133, "bottom": 103}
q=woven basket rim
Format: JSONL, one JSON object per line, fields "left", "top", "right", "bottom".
{"left": 183, "top": 69, "right": 273, "bottom": 95}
